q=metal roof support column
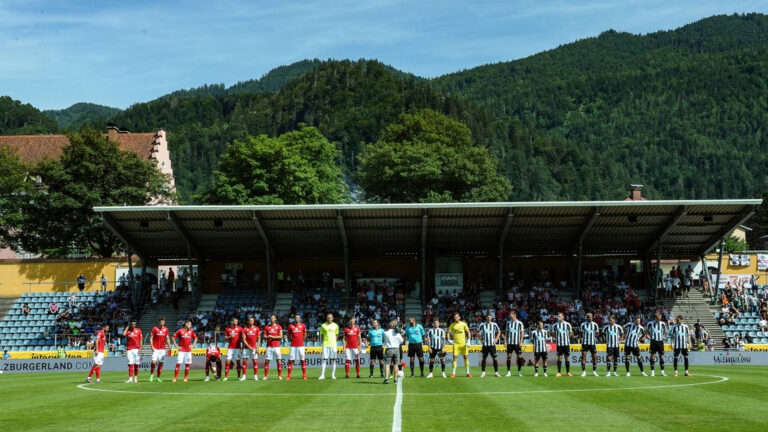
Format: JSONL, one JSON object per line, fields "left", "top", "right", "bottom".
{"left": 100, "top": 213, "right": 146, "bottom": 260}
{"left": 576, "top": 241, "right": 583, "bottom": 299}
{"left": 655, "top": 246, "right": 662, "bottom": 301}
{"left": 252, "top": 212, "right": 276, "bottom": 294}
{"left": 714, "top": 238, "right": 725, "bottom": 302}
{"left": 421, "top": 212, "right": 428, "bottom": 308}
{"left": 187, "top": 244, "right": 195, "bottom": 297}
{"left": 337, "top": 211, "right": 350, "bottom": 306}
{"left": 497, "top": 209, "right": 514, "bottom": 299}
{"left": 701, "top": 256, "right": 714, "bottom": 303}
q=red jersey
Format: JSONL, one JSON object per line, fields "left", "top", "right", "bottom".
{"left": 264, "top": 324, "right": 282, "bottom": 348}
{"left": 225, "top": 326, "right": 243, "bottom": 350}
{"left": 151, "top": 326, "right": 170, "bottom": 350}
{"left": 242, "top": 325, "right": 261, "bottom": 349}
{"left": 206, "top": 345, "right": 221, "bottom": 360}
{"left": 125, "top": 328, "right": 142, "bottom": 350}
{"left": 288, "top": 323, "right": 306, "bottom": 347}
{"left": 344, "top": 326, "right": 361, "bottom": 349}
{"left": 94, "top": 330, "right": 106, "bottom": 353}
{"left": 174, "top": 328, "right": 196, "bottom": 352}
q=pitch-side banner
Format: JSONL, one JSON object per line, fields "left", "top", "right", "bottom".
{"left": 2, "top": 350, "right": 767, "bottom": 373}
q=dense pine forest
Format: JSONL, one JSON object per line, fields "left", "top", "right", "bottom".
{"left": 2, "top": 13, "right": 768, "bottom": 202}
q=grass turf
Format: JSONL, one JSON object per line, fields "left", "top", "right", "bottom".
{"left": 1, "top": 366, "right": 766, "bottom": 431}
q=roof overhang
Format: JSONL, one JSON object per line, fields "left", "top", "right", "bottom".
{"left": 93, "top": 199, "right": 762, "bottom": 260}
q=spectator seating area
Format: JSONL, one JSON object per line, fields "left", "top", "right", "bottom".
{"left": 717, "top": 312, "right": 768, "bottom": 344}
{"left": 0, "top": 291, "right": 128, "bottom": 355}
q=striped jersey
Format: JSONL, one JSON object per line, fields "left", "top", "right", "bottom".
{"left": 623, "top": 323, "right": 645, "bottom": 348}
{"left": 647, "top": 321, "right": 669, "bottom": 342}
{"left": 602, "top": 323, "right": 624, "bottom": 348}
{"left": 530, "top": 329, "right": 548, "bottom": 352}
{"left": 579, "top": 321, "right": 600, "bottom": 345}
{"left": 505, "top": 320, "right": 524, "bottom": 345}
{"left": 425, "top": 327, "right": 446, "bottom": 350}
{"left": 671, "top": 324, "right": 690, "bottom": 349}
{"left": 552, "top": 321, "right": 573, "bottom": 346}
{"left": 477, "top": 321, "right": 501, "bottom": 346}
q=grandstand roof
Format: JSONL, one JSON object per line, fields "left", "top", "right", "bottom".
{"left": 93, "top": 199, "right": 762, "bottom": 260}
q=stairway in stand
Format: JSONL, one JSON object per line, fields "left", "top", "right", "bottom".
{"left": 273, "top": 293, "right": 293, "bottom": 317}
{"left": 0, "top": 297, "right": 18, "bottom": 323}
{"left": 405, "top": 297, "right": 422, "bottom": 322}
{"left": 658, "top": 288, "right": 724, "bottom": 349}
{"left": 138, "top": 296, "right": 195, "bottom": 357}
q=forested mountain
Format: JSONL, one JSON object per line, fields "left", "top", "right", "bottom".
{"left": 3, "top": 14, "right": 768, "bottom": 203}
{"left": 0, "top": 96, "right": 58, "bottom": 134}
{"left": 108, "top": 59, "right": 494, "bottom": 200}
{"left": 432, "top": 13, "right": 768, "bottom": 200}
{"left": 43, "top": 103, "right": 122, "bottom": 131}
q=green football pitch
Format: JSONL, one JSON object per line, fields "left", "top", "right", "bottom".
{"left": 2, "top": 366, "right": 767, "bottom": 431}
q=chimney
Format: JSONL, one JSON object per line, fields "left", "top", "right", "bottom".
{"left": 627, "top": 184, "right": 645, "bottom": 201}
{"left": 106, "top": 124, "right": 119, "bottom": 141}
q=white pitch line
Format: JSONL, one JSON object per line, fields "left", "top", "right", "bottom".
{"left": 75, "top": 374, "right": 729, "bottom": 397}
{"left": 392, "top": 378, "right": 403, "bottom": 432}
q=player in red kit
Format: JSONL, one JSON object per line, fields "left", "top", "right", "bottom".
{"left": 123, "top": 320, "right": 143, "bottom": 383}
{"left": 205, "top": 343, "right": 223, "bottom": 381}
{"left": 287, "top": 314, "right": 307, "bottom": 380}
{"left": 172, "top": 320, "right": 198, "bottom": 382}
{"left": 223, "top": 317, "right": 243, "bottom": 381}
{"left": 148, "top": 317, "right": 171, "bottom": 382}
{"left": 241, "top": 317, "right": 261, "bottom": 381}
{"left": 263, "top": 314, "right": 283, "bottom": 380}
{"left": 87, "top": 324, "right": 109, "bottom": 383}
{"left": 343, "top": 317, "right": 362, "bottom": 378}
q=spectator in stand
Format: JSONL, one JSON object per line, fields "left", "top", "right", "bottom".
{"left": 21, "top": 303, "right": 30, "bottom": 316}
{"left": 100, "top": 274, "right": 108, "bottom": 292}
{"left": 2, "top": 349, "right": 10, "bottom": 360}
{"left": 759, "top": 317, "right": 768, "bottom": 332}
{"left": 49, "top": 300, "right": 59, "bottom": 315}
{"left": 77, "top": 273, "right": 86, "bottom": 292}
{"left": 722, "top": 337, "right": 733, "bottom": 350}
{"left": 167, "top": 268, "right": 175, "bottom": 291}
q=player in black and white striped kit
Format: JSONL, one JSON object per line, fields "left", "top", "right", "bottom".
{"left": 531, "top": 321, "right": 549, "bottom": 377}
{"left": 579, "top": 313, "right": 600, "bottom": 377}
{"left": 553, "top": 312, "right": 574, "bottom": 377}
{"left": 623, "top": 316, "right": 647, "bottom": 376}
{"left": 647, "top": 313, "right": 669, "bottom": 377}
{"left": 505, "top": 310, "right": 525, "bottom": 377}
{"left": 671, "top": 315, "right": 692, "bottom": 377}
{"left": 477, "top": 314, "right": 501, "bottom": 378}
{"left": 425, "top": 318, "right": 447, "bottom": 378}
{"left": 602, "top": 315, "right": 623, "bottom": 377}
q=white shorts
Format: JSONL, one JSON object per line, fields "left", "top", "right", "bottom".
{"left": 289, "top": 346, "right": 305, "bottom": 361}
{"left": 151, "top": 349, "right": 166, "bottom": 362}
{"left": 127, "top": 349, "right": 140, "bottom": 365}
{"left": 345, "top": 348, "right": 360, "bottom": 361}
{"left": 226, "top": 348, "right": 241, "bottom": 361}
{"left": 266, "top": 347, "right": 282, "bottom": 361}
{"left": 93, "top": 352, "right": 104, "bottom": 366}
{"left": 176, "top": 351, "right": 192, "bottom": 365}
{"left": 321, "top": 347, "right": 337, "bottom": 360}
{"left": 241, "top": 348, "right": 258, "bottom": 360}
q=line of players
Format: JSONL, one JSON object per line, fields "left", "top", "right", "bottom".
{"left": 84, "top": 309, "right": 692, "bottom": 383}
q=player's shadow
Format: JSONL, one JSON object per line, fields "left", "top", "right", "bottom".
{"left": 354, "top": 381, "right": 388, "bottom": 385}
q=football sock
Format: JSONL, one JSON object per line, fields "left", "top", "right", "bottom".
{"left": 264, "top": 363, "right": 270, "bottom": 377}
{"left": 345, "top": 360, "right": 351, "bottom": 376}
{"left": 492, "top": 358, "right": 498, "bottom": 372}
{"left": 150, "top": 363, "right": 156, "bottom": 375}
{"left": 157, "top": 363, "right": 163, "bottom": 377}
{"left": 288, "top": 362, "right": 293, "bottom": 378}
{"left": 184, "top": 365, "right": 190, "bottom": 379}
{"left": 506, "top": 358, "right": 512, "bottom": 372}
{"left": 565, "top": 361, "right": 570, "bottom": 373}
{"left": 174, "top": 364, "right": 180, "bottom": 379}
{"left": 518, "top": 358, "right": 523, "bottom": 372}
{"left": 355, "top": 359, "right": 360, "bottom": 376}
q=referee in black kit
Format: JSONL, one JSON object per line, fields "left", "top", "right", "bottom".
{"left": 478, "top": 313, "right": 501, "bottom": 377}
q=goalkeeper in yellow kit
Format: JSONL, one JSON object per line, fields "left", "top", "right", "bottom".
{"left": 448, "top": 312, "right": 472, "bottom": 378}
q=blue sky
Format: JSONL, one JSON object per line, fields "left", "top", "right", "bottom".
{"left": 1, "top": 0, "right": 766, "bottom": 110}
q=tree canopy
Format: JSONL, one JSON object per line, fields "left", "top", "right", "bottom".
{"left": 358, "top": 110, "right": 511, "bottom": 203}
{"left": 199, "top": 125, "right": 347, "bottom": 205}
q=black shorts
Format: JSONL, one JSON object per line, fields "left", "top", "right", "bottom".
{"left": 674, "top": 348, "right": 689, "bottom": 357}
{"left": 650, "top": 340, "right": 665, "bottom": 355}
{"left": 624, "top": 346, "right": 640, "bottom": 357}
{"left": 428, "top": 348, "right": 446, "bottom": 359}
{"left": 407, "top": 343, "right": 423, "bottom": 357}
{"left": 506, "top": 344, "right": 522, "bottom": 355}
{"left": 606, "top": 347, "right": 620, "bottom": 358}
{"left": 370, "top": 346, "right": 384, "bottom": 361}
{"left": 582, "top": 344, "right": 596, "bottom": 354}
{"left": 481, "top": 345, "right": 497, "bottom": 357}
{"left": 556, "top": 345, "right": 570, "bottom": 356}
{"left": 534, "top": 352, "right": 548, "bottom": 361}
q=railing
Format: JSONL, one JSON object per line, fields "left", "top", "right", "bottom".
{"left": 20, "top": 280, "right": 120, "bottom": 294}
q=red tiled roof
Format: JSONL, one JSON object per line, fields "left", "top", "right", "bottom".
{"left": 0, "top": 133, "right": 156, "bottom": 163}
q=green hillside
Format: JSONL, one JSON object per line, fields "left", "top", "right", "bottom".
{"left": 43, "top": 103, "right": 122, "bottom": 131}
{"left": 0, "top": 96, "right": 58, "bottom": 134}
